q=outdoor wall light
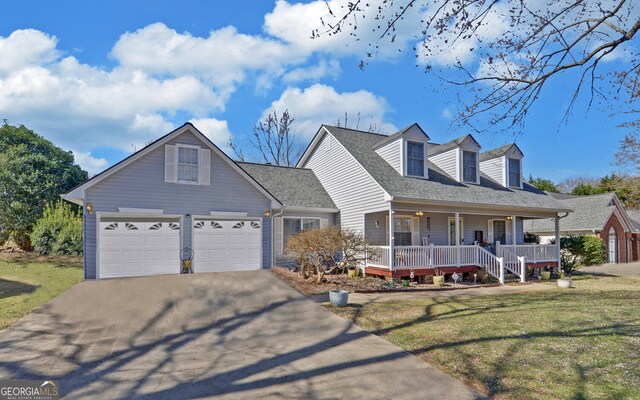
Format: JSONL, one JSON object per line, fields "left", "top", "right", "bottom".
{"left": 86, "top": 203, "right": 94, "bottom": 215}
{"left": 375, "top": 220, "right": 380, "bottom": 228}
{"left": 416, "top": 211, "right": 424, "bottom": 216}
{"left": 264, "top": 211, "right": 270, "bottom": 218}
{"left": 506, "top": 216, "right": 513, "bottom": 221}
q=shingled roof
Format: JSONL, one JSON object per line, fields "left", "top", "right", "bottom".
{"left": 523, "top": 192, "right": 618, "bottom": 233}
{"left": 321, "top": 125, "right": 570, "bottom": 212}
{"left": 479, "top": 143, "right": 523, "bottom": 162}
{"left": 238, "top": 162, "right": 337, "bottom": 210}
{"left": 428, "top": 134, "right": 479, "bottom": 157}
{"left": 623, "top": 209, "right": 640, "bottom": 232}
{"left": 372, "top": 123, "right": 428, "bottom": 149}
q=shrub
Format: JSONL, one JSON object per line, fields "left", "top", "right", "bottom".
{"left": 581, "top": 235, "right": 606, "bottom": 266}
{"left": 559, "top": 235, "right": 606, "bottom": 275}
{"left": 524, "top": 232, "right": 541, "bottom": 244}
{"left": 31, "top": 201, "right": 83, "bottom": 255}
{"left": 286, "top": 226, "right": 367, "bottom": 282}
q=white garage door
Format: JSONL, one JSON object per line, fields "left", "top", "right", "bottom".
{"left": 193, "top": 219, "right": 262, "bottom": 272}
{"left": 99, "top": 219, "right": 180, "bottom": 278}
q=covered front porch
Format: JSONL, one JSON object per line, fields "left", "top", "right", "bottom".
{"left": 363, "top": 204, "right": 561, "bottom": 284}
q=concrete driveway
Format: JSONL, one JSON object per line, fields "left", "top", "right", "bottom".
{"left": 0, "top": 271, "right": 484, "bottom": 399}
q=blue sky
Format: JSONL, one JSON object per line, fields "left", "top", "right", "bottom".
{"left": 0, "top": 1, "right": 635, "bottom": 182}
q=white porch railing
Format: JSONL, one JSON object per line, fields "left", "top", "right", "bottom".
{"left": 496, "top": 245, "right": 526, "bottom": 283}
{"left": 366, "top": 244, "right": 507, "bottom": 284}
{"left": 499, "top": 244, "right": 557, "bottom": 263}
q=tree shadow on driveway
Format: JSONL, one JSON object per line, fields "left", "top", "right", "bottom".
{"left": 0, "top": 272, "right": 484, "bottom": 399}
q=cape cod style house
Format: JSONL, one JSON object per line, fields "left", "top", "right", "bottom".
{"left": 64, "top": 122, "right": 570, "bottom": 284}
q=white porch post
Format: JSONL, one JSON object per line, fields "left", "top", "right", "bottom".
{"left": 555, "top": 213, "right": 561, "bottom": 273}
{"left": 455, "top": 212, "right": 461, "bottom": 267}
{"left": 389, "top": 206, "right": 395, "bottom": 272}
{"left": 511, "top": 215, "right": 517, "bottom": 244}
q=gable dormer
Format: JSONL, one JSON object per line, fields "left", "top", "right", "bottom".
{"left": 374, "top": 124, "right": 430, "bottom": 178}
{"left": 479, "top": 144, "right": 524, "bottom": 188}
{"left": 429, "top": 134, "right": 481, "bottom": 184}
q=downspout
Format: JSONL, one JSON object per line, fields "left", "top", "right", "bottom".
{"left": 271, "top": 206, "right": 285, "bottom": 268}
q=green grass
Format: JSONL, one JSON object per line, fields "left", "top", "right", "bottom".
{"left": 0, "top": 253, "right": 83, "bottom": 330}
{"left": 331, "top": 274, "right": 640, "bottom": 399}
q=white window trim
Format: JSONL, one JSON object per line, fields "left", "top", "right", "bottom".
{"left": 447, "top": 216, "right": 465, "bottom": 245}
{"left": 506, "top": 157, "right": 523, "bottom": 188}
{"left": 176, "top": 143, "right": 201, "bottom": 185}
{"left": 490, "top": 219, "right": 507, "bottom": 244}
{"left": 406, "top": 140, "right": 426, "bottom": 178}
{"left": 282, "top": 216, "right": 322, "bottom": 250}
{"left": 386, "top": 214, "right": 419, "bottom": 246}
{"left": 461, "top": 150, "right": 479, "bottom": 184}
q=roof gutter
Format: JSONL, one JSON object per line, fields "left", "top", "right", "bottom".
{"left": 391, "top": 197, "right": 573, "bottom": 214}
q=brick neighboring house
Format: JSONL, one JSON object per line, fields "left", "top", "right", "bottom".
{"left": 524, "top": 192, "right": 639, "bottom": 264}
{"left": 625, "top": 209, "right": 640, "bottom": 262}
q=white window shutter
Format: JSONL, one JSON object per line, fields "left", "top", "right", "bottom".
{"left": 411, "top": 217, "right": 420, "bottom": 246}
{"left": 487, "top": 220, "right": 493, "bottom": 243}
{"left": 164, "top": 144, "right": 176, "bottom": 183}
{"left": 273, "top": 217, "right": 283, "bottom": 256}
{"left": 320, "top": 218, "right": 329, "bottom": 228}
{"left": 199, "top": 148, "right": 211, "bottom": 185}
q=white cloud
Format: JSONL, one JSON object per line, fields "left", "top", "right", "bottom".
{"left": 264, "top": 0, "right": 421, "bottom": 59}
{"left": 264, "top": 84, "right": 397, "bottom": 138}
{"left": 189, "top": 118, "right": 233, "bottom": 152}
{"left": 111, "top": 23, "right": 304, "bottom": 90}
{"left": 71, "top": 150, "right": 108, "bottom": 176}
{"left": 441, "top": 107, "right": 453, "bottom": 120}
{"left": 0, "top": 29, "right": 59, "bottom": 75}
{"left": 282, "top": 59, "right": 340, "bottom": 83}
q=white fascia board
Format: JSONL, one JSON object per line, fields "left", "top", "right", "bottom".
{"left": 60, "top": 194, "right": 83, "bottom": 206}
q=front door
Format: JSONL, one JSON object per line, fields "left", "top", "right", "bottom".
{"left": 493, "top": 220, "right": 506, "bottom": 244}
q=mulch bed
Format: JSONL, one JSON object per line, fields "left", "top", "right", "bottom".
{"left": 271, "top": 266, "right": 499, "bottom": 296}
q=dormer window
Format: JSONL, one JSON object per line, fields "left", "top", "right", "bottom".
{"left": 508, "top": 158, "right": 521, "bottom": 187}
{"left": 407, "top": 142, "right": 424, "bottom": 176}
{"left": 462, "top": 151, "right": 477, "bottom": 182}
{"left": 177, "top": 145, "right": 199, "bottom": 183}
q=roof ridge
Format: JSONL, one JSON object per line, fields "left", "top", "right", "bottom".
{"left": 323, "top": 124, "right": 389, "bottom": 137}
{"left": 237, "top": 161, "right": 311, "bottom": 170}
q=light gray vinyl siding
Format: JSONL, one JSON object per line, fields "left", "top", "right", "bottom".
{"left": 480, "top": 156, "right": 505, "bottom": 186}
{"left": 429, "top": 148, "right": 457, "bottom": 180}
{"left": 375, "top": 139, "right": 402, "bottom": 175}
{"left": 363, "top": 212, "right": 525, "bottom": 247}
{"left": 364, "top": 211, "right": 388, "bottom": 245}
{"left": 84, "top": 130, "right": 272, "bottom": 278}
{"left": 303, "top": 131, "right": 388, "bottom": 233}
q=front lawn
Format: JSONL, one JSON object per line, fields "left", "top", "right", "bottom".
{"left": 331, "top": 274, "right": 640, "bottom": 399}
{"left": 0, "top": 252, "right": 83, "bottom": 330}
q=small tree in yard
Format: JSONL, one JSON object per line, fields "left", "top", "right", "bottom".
{"left": 286, "top": 226, "right": 368, "bottom": 282}
{"left": 559, "top": 235, "right": 606, "bottom": 275}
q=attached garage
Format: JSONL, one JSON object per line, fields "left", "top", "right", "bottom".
{"left": 98, "top": 217, "right": 181, "bottom": 278}
{"left": 193, "top": 218, "right": 262, "bottom": 272}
